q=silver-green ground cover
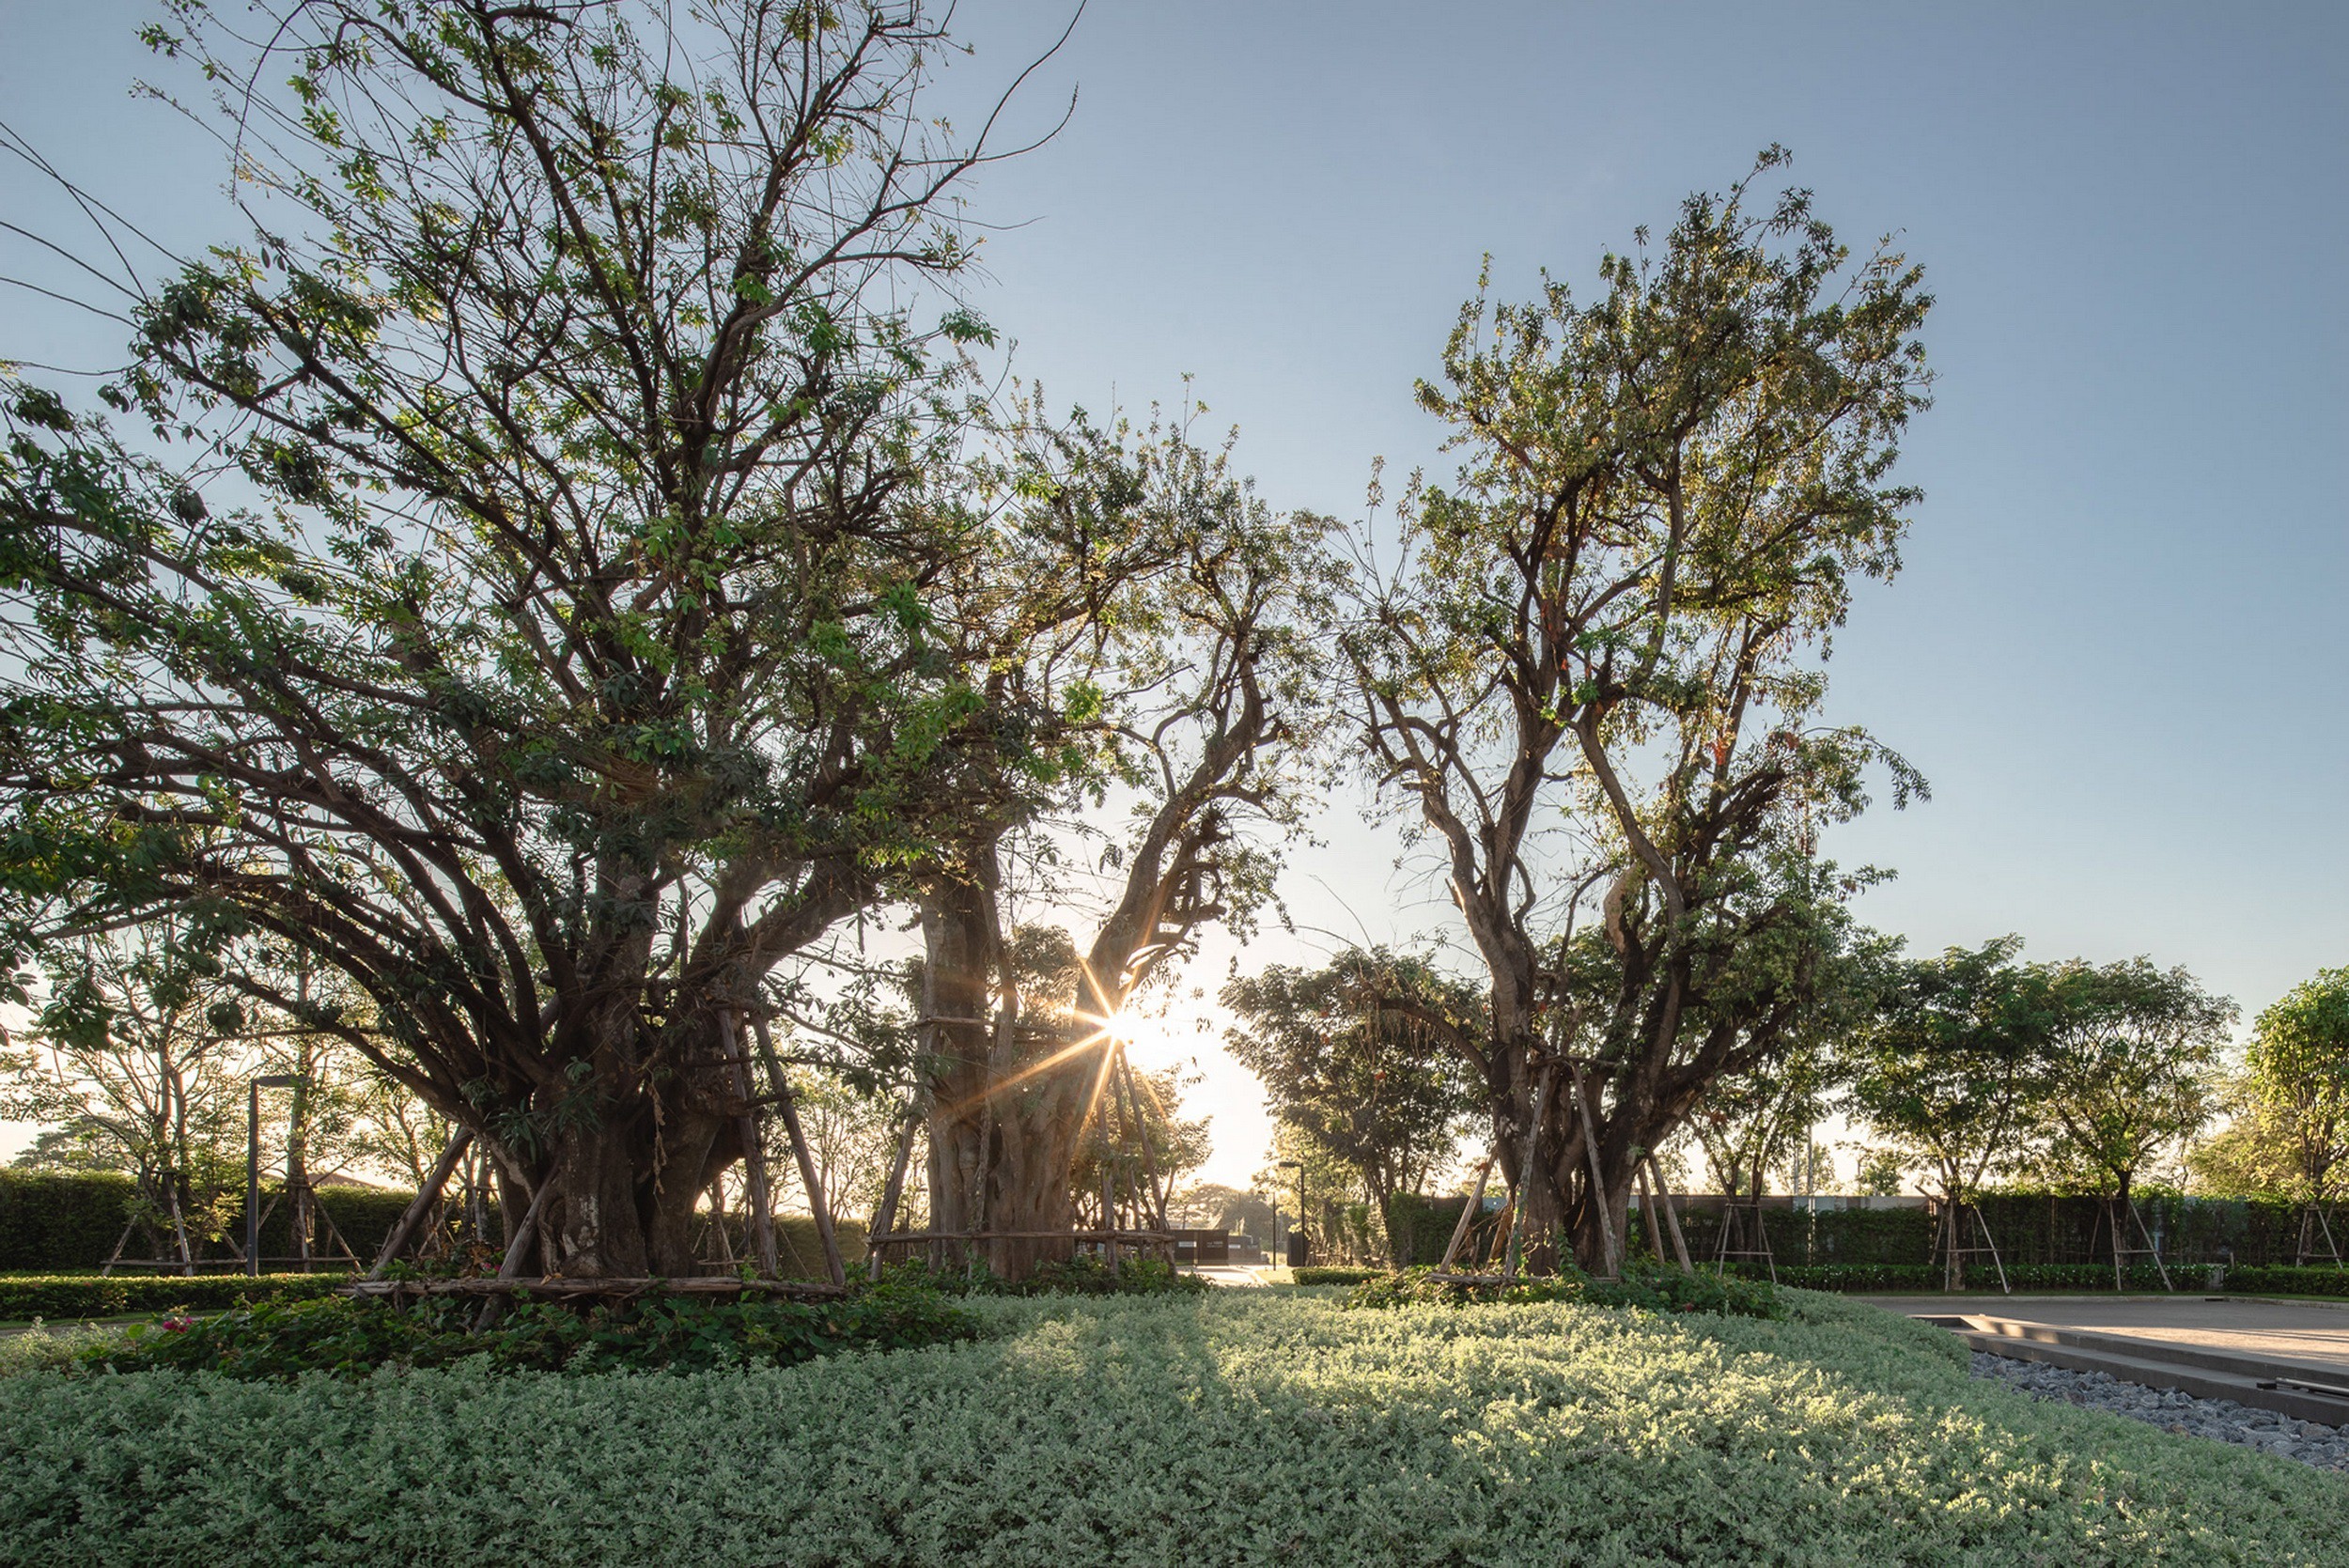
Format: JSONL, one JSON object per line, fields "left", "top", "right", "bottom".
{"left": 0, "top": 1288, "right": 2341, "bottom": 1565}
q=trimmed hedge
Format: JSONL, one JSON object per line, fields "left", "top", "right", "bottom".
{"left": 2224, "top": 1265, "right": 2349, "bottom": 1298}
{"left": 1288, "top": 1265, "right": 1383, "bottom": 1287}
{"left": 0, "top": 1171, "right": 428, "bottom": 1272}
{"left": 0, "top": 1171, "right": 867, "bottom": 1280}
{"left": 0, "top": 1274, "right": 349, "bottom": 1322}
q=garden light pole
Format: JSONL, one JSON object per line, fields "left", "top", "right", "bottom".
{"left": 246, "top": 1075, "right": 299, "bottom": 1276}
{"left": 1280, "top": 1159, "right": 1304, "bottom": 1266}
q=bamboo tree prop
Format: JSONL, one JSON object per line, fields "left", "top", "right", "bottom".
{"left": 1566, "top": 1059, "right": 1619, "bottom": 1278}
{"left": 752, "top": 1018, "right": 846, "bottom": 1289}
{"left": 1634, "top": 1163, "right": 1667, "bottom": 1266}
{"left": 1438, "top": 1156, "right": 1496, "bottom": 1273}
{"left": 368, "top": 1127, "right": 474, "bottom": 1279}
{"left": 1113, "top": 1048, "right": 1172, "bottom": 1256}
{"left": 1644, "top": 1154, "right": 1693, "bottom": 1272}
{"left": 2297, "top": 1203, "right": 2344, "bottom": 1268}
{"left": 1930, "top": 1198, "right": 2011, "bottom": 1295}
{"left": 719, "top": 1016, "right": 779, "bottom": 1278}
{"left": 1503, "top": 1063, "right": 1556, "bottom": 1281}
{"left": 2111, "top": 1196, "right": 2174, "bottom": 1293}
{"left": 100, "top": 1169, "right": 198, "bottom": 1277}
{"left": 471, "top": 1174, "right": 559, "bottom": 1333}
{"left": 866, "top": 1104, "right": 923, "bottom": 1281}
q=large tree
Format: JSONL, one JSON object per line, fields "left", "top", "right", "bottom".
{"left": 905, "top": 416, "right": 1339, "bottom": 1275}
{"left": 0, "top": 1, "right": 1066, "bottom": 1276}
{"left": 2030, "top": 956, "right": 2233, "bottom": 1278}
{"left": 1346, "top": 153, "right": 1932, "bottom": 1271}
{"left": 1221, "top": 947, "right": 1482, "bottom": 1259}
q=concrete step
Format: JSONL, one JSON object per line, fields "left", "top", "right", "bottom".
{"left": 1922, "top": 1312, "right": 2349, "bottom": 1426}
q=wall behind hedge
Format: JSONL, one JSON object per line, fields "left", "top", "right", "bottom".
{"left": 1383, "top": 1187, "right": 2332, "bottom": 1272}
{"left": 0, "top": 1172, "right": 435, "bottom": 1272}
{"left": 1, "top": 1171, "right": 869, "bottom": 1279}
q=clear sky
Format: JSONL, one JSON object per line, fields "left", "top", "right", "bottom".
{"left": 2, "top": 3, "right": 2344, "bottom": 1189}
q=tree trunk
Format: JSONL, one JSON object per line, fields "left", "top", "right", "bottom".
{"left": 918, "top": 880, "right": 1096, "bottom": 1279}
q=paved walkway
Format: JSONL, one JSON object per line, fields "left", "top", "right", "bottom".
{"left": 1857, "top": 1293, "right": 2349, "bottom": 1374}
{"left": 1187, "top": 1265, "right": 1272, "bottom": 1288}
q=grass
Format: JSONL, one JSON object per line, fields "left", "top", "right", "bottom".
{"left": 0, "top": 1287, "right": 2341, "bottom": 1565}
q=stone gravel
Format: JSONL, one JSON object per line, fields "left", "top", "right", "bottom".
{"left": 1971, "top": 1350, "right": 2349, "bottom": 1471}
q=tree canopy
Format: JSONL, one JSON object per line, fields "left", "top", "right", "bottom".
{"left": 1345, "top": 150, "right": 1933, "bottom": 1268}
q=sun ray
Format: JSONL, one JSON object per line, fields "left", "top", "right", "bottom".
{"left": 936, "top": 1026, "right": 1112, "bottom": 1119}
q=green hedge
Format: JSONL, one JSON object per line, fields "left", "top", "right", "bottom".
{"left": 2223, "top": 1265, "right": 2349, "bottom": 1298}
{"left": 0, "top": 1273, "right": 350, "bottom": 1322}
{"left": 0, "top": 1173, "right": 146, "bottom": 1272}
{"left": 0, "top": 1171, "right": 432, "bottom": 1271}
{"left": 1288, "top": 1266, "right": 1383, "bottom": 1286}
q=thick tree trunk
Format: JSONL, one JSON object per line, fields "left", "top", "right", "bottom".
{"left": 918, "top": 881, "right": 1095, "bottom": 1279}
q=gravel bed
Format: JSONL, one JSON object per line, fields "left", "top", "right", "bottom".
{"left": 1972, "top": 1351, "right": 2349, "bottom": 1470}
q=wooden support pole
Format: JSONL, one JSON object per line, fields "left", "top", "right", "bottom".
{"left": 498, "top": 1176, "right": 555, "bottom": 1280}
{"left": 369, "top": 1126, "right": 474, "bottom": 1280}
{"left": 866, "top": 1106, "right": 922, "bottom": 1281}
{"left": 1114, "top": 1050, "right": 1170, "bottom": 1257}
{"left": 1635, "top": 1163, "right": 1666, "bottom": 1266}
{"left": 720, "top": 1015, "right": 779, "bottom": 1279}
{"left": 1644, "top": 1155, "right": 1693, "bottom": 1272}
{"left": 1566, "top": 1060, "right": 1618, "bottom": 1278}
{"left": 1438, "top": 1156, "right": 1494, "bottom": 1273}
{"left": 1504, "top": 1063, "right": 1554, "bottom": 1281}
{"left": 753, "top": 1019, "right": 846, "bottom": 1289}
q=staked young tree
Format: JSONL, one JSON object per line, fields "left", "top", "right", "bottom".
{"left": 0, "top": 1, "right": 1073, "bottom": 1276}
{"left": 2239, "top": 968, "right": 2349, "bottom": 1259}
{"left": 2030, "top": 956, "right": 2234, "bottom": 1271}
{"left": 1345, "top": 152, "right": 1932, "bottom": 1271}
{"left": 1847, "top": 937, "right": 2052, "bottom": 1287}
{"left": 1221, "top": 947, "right": 1483, "bottom": 1260}
{"left": 0, "top": 925, "right": 251, "bottom": 1259}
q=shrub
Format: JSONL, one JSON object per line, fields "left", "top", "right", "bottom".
{"left": 1345, "top": 1263, "right": 1783, "bottom": 1320}
{"left": 0, "top": 1273, "right": 349, "bottom": 1322}
{"left": 873, "top": 1254, "right": 1210, "bottom": 1299}
{"left": 1290, "top": 1265, "right": 1383, "bottom": 1286}
{"left": 2, "top": 1289, "right": 2341, "bottom": 1563}
{"left": 2224, "top": 1265, "right": 2349, "bottom": 1298}
{"left": 55, "top": 1279, "right": 974, "bottom": 1381}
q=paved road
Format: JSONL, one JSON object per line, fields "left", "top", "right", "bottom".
{"left": 1858, "top": 1293, "right": 2349, "bottom": 1374}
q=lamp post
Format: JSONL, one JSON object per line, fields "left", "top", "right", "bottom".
{"left": 1279, "top": 1159, "right": 1304, "bottom": 1267}
{"left": 246, "top": 1075, "right": 299, "bottom": 1277}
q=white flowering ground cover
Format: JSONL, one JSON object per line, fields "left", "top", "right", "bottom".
{"left": 1, "top": 1288, "right": 2342, "bottom": 1566}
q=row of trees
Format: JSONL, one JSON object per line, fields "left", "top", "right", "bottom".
{"left": 0, "top": 0, "right": 1974, "bottom": 1282}
{"left": 1223, "top": 936, "right": 2349, "bottom": 1278}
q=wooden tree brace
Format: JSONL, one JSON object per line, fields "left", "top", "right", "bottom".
{"left": 369, "top": 1126, "right": 474, "bottom": 1280}
{"left": 1438, "top": 1156, "right": 1495, "bottom": 1274}
{"left": 753, "top": 1017, "right": 847, "bottom": 1289}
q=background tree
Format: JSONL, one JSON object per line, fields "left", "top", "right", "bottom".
{"left": 909, "top": 416, "right": 1340, "bottom": 1274}
{"left": 1847, "top": 938, "right": 2051, "bottom": 1288}
{"left": 1221, "top": 947, "right": 1481, "bottom": 1260}
{"left": 0, "top": 926, "right": 249, "bottom": 1260}
{"left": 2030, "top": 956, "right": 2233, "bottom": 1278}
{"left": 2237, "top": 967, "right": 2349, "bottom": 1261}
{"left": 0, "top": 1, "right": 1066, "bottom": 1276}
{"left": 1344, "top": 152, "right": 1932, "bottom": 1272}
{"left": 1168, "top": 1180, "right": 1276, "bottom": 1242}
{"left": 1686, "top": 930, "right": 1887, "bottom": 1206}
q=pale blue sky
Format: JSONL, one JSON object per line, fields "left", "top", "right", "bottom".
{"left": 2, "top": 3, "right": 2343, "bottom": 1185}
